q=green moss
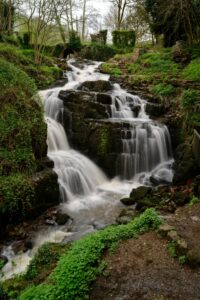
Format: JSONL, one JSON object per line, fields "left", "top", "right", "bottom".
{"left": 182, "top": 58, "right": 200, "bottom": 82}
{"left": 98, "top": 129, "right": 109, "bottom": 155}
{"left": 17, "top": 209, "right": 162, "bottom": 300}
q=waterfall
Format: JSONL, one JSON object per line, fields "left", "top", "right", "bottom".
{"left": 40, "top": 86, "right": 107, "bottom": 203}
{"left": 110, "top": 83, "right": 173, "bottom": 183}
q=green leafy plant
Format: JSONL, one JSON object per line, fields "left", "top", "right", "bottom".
{"left": 167, "top": 241, "right": 177, "bottom": 258}
{"left": 189, "top": 195, "right": 200, "bottom": 206}
{"left": 179, "top": 255, "right": 187, "bottom": 265}
{"left": 18, "top": 209, "right": 162, "bottom": 300}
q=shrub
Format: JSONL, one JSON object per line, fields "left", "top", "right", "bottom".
{"left": 112, "top": 30, "right": 136, "bottom": 48}
{"left": 80, "top": 44, "right": 116, "bottom": 61}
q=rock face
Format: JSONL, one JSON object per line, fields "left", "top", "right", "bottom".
{"left": 78, "top": 80, "right": 112, "bottom": 93}
{"left": 59, "top": 88, "right": 123, "bottom": 177}
{"left": 173, "top": 143, "right": 197, "bottom": 184}
{"left": 31, "top": 169, "right": 60, "bottom": 214}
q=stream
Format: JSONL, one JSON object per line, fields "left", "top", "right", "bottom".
{"left": 1, "top": 59, "right": 174, "bottom": 280}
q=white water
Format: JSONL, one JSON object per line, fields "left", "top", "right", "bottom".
{"left": 1, "top": 59, "right": 173, "bottom": 280}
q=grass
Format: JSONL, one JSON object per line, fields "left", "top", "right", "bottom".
{"left": 151, "top": 83, "right": 175, "bottom": 97}
{"left": 127, "top": 50, "right": 179, "bottom": 81}
{"left": 15, "top": 209, "right": 162, "bottom": 300}
{"left": 0, "top": 43, "right": 61, "bottom": 89}
{"left": 101, "top": 63, "right": 122, "bottom": 76}
{"left": 182, "top": 58, "right": 200, "bottom": 82}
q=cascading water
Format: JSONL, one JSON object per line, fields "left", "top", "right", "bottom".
{"left": 1, "top": 59, "right": 173, "bottom": 280}
{"left": 110, "top": 83, "right": 173, "bottom": 183}
{"left": 42, "top": 92, "right": 107, "bottom": 203}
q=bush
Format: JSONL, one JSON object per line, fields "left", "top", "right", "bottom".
{"left": 19, "top": 209, "right": 162, "bottom": 300}
{"left": 112, "top": 30, "right": 136, "bottom": 48}
{"left": 68, "top": 31, "right": 82, "bottom": 52}
{"left": 80, "top": 43, "right": 116, "bottom": 61}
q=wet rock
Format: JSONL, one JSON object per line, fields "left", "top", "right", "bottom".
{"left": 145, "top": 102, "right": 167, "bottom": 118}
{"left": 116, "top": 208, "right": 137, "bottom": 224}
{"left": 120, "top": 197, "right": 135, "bottom": 206}
{"left": 31, "top": 169, "right": 60, "bottom": 214}
{"left": 56, "top": 212, "right": 70, "bottom": 225}
{"left": 78, "top": 80, "right": 112, "bottom": 93}
{"left": 130, "top": 186, "right": 152, "bottom": 202}
{"left": 96, "top": 93, "right": 112, "bottom": 105}
{"left": 173, "top": 143, "right": 197, "bottom": 184}
{"left": 49, "top": 78, "right": 68, "bottom": 88}
{"left": 187, "top": 249, "right": 200, "bottom": 268}
{"left": 12, "top": 240, "right": 26, "bottom": 254}
{"left": 24, "top": 239, "right": 33, "bottom": 250}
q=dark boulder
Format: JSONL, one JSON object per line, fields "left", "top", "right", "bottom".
{"left": 130, "top": 186, "right": 152, "bottom": 201}
{"left": 31, "top": 169, "right": 60, "bottom": 213}
{"left": 173, "top": 143, "right": 197, "bottom": 184}
{"left": 145, "top": 102, "right": 167, "bottom": 118}
{"left": 78, "top": 80, "right": 112, "bottom": 93}
{"left": 56, "top": 212, "right": 71, "bottom": 225}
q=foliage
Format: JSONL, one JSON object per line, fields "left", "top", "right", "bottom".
{"left": 68, "top": 31, "right": 82, "bottom": 52}
{"left": 182, "top": 58, "right": 200, "bottom": 82}
{"left": 178, "top": 255, "right": 187, "bottom": 265}
{"left": 18, "top": 209, "right": 162, "bottom": 300}
{"left": 0, "top": 43, "right": 61, "bottom": 89}
{"left": 112, "top": 30, "right": 136, "bottom": 48}
{"left": 151, "top": 84, "right": 175, "bottom": 97}
{"left": 80, "top": 43, "right": 116, "bottom": 61}
{"left": 189, "top": 195, "right": 200, "bottom": 206}
{"left": 0, "top": 57, "right": 36, "bottom": 101}
{"left": 0, "top": 174, "right": 35, "bottom": 220}
{"left": 0, "top": 57, "right": 46, "bottom": 223}
{"left": 167, "top": 241, "right": 177, "bottom": 258}
{"left": 144, "top": 0, "right": 200, "bottom": 46}
{"left": 101, "top": 63, "right": 122, "bottom": 76}
{"left": 2, "top": 244, "right": 68, "bottom": 300}
{"left": 181, "top": 89, "right": 200, "bottom": 108}
{"left": 25, "top": 244, "right": 61, "bottom": 280}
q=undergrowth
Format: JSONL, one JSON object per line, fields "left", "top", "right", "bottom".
{"left": 16, "top": 209, "right": 162, "bottom": 300}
